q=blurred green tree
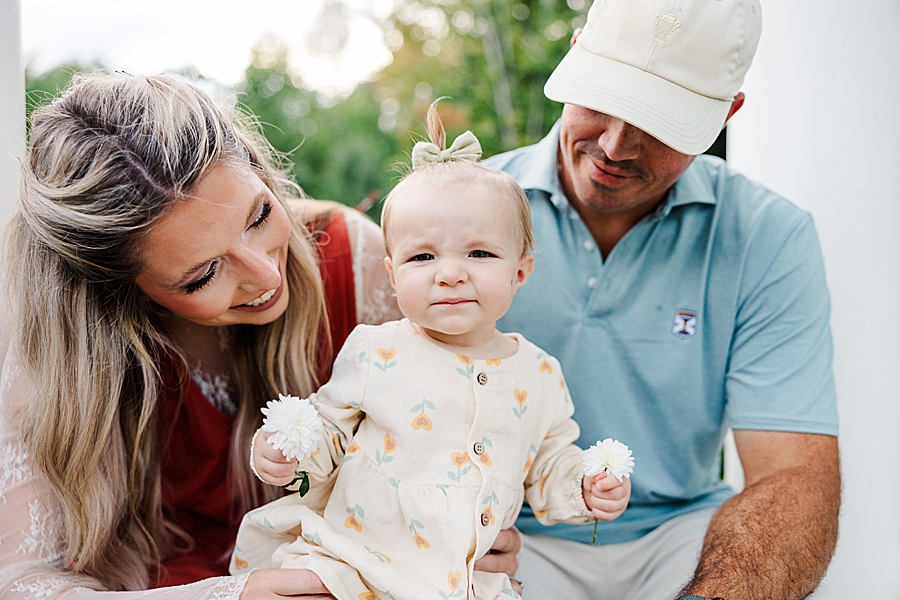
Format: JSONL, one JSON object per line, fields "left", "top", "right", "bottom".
{"left": 237, "top": 36, "right": 401, "bottom": 217}
{"left": 367, "top": 0, "right": 590, "bottom": 158}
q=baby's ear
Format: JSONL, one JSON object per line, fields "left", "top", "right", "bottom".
{"left": 514, "top": 253, "right": 535, "bottom": 291}
{"left": 384, "top": 256, "right": 397, "bottom": 288}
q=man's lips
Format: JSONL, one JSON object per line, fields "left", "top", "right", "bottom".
{"left": 587, "top": 157, "right": 645, "bottom": 187}
{"left": 578, "top": 146, "right": 647, "bottom": 184}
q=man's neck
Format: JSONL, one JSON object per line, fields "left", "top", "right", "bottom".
{"left": 558, "top": 168, "right": 666, "bottom": 260}
{"left": 572, "top": 200, "right": 661, "bottom": 259}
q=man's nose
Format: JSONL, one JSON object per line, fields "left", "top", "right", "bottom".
{"left": 597, "top": 117, "right": 642, "bottom": 162}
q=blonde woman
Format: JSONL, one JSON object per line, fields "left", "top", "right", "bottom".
{"left": 0, "top": 73, "right": 519, "bottom": 600}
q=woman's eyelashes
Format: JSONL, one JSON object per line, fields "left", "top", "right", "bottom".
{"left": 249, "top": 201, "right": 272, "bottom": 230}
{"left": 185, "top": 262, "right": 218, "bottom": 294}
{"left": 182, "top": 201, "right": 271, "bottom": 294}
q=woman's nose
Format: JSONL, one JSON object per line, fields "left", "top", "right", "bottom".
{"left": 239, "top": 246, "right": 281, "bottom": 290}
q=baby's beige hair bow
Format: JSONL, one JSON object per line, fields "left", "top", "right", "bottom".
{"left": 411, "top": 130, "right": 482, "bottom": 167}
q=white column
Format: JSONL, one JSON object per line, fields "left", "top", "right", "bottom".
{"left": 0, "top": 0, "right": 24, "bottom": 226}
{"left": 726, "top": 1, "right": 900, "bottom": 596}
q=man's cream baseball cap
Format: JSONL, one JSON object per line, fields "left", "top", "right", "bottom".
{"left": 544, "top": 0, "right": 762, "bottom": 155}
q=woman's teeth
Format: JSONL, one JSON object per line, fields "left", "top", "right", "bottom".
{"left": 245, "top": 289, "right": 276, "bottom": 307}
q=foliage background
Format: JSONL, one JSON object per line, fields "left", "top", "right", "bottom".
{"left": 25, "top": 0, "right": 723, "bottom": 221}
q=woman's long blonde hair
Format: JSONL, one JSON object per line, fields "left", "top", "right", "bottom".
{"left": 5, "top": 73, "right": 325, "bottom": 590}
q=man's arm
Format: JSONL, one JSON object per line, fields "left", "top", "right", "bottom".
{"left": 681, "top": 430, "right": 840, "bottom": 600}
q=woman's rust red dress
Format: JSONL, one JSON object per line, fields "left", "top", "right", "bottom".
{"left": 156, "top": 213, "right": 358, "bottom": 586}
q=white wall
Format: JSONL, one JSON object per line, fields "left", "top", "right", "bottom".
{"left": 727, "top": 1, "right": 900, "bottom": 596}
{"left": 1, "top": 0, "right": 25, "bottom": 225}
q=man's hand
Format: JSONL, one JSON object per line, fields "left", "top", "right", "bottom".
{"left": 582, "top": 472, "right": 631, "bottom": 522}
{"left": 474, "top": 527, "right": 522, "bottom": 594}
{"left": 682, "top": 430, "right": 840, "bottom": 600}
{"left": 253, "top": 429, "right": 301, "bottom": 486}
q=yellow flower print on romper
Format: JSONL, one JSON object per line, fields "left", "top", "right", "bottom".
{"left": 513, "top": 388, "right": 528, "bottom": 419}
{"left": 343, "top": 441, "right": 360, "bottom": 463}
{"left": 344, "top": 503, "right": 365, "bottom": 532}
{"left": 410, "top": 398, "right": 435, "bottom": 430}
{"left": 409, "top": 518, "right": 430, "bottom": 549}
{"left": 441, "top": 572, "right": 463, "bottom": 598}
{"left": 375, "top": 433, "right": 397, "bottom": 466}
{"left": 375, "top": 348, "right": 397, "bottom": 372}
{"left": 523, "top": 444, "right": 538, "bottom": 473}
{"left": 447, "top": 452, "right": 471, "bottom": 482}
{"left": 456, "top": 354, "right": 474, "bottom": 378}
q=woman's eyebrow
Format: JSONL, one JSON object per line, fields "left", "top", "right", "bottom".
{"left": 173, "top": 259, "right": 212, "bottom": 289}
{"left": 245, "top": 190, "right": 267, "bottom": 226}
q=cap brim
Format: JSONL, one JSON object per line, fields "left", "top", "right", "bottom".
{"left": 544, "top": 43, "right": 732, "bottom": 155}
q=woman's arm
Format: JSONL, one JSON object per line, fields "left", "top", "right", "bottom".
{"left": 341, "top": 210, "right": 402, "bottom": 325}
{"left": 288, "top": 198, "right": 400, "bottom": 326}
{"left": 0, "top": 348, "right": 331, "bottom": 600}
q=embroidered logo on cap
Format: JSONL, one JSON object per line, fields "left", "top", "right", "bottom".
{"left": 672, "top": 310, "right": 697, "bottom": 339}
{"left": 654, "top": 11, "right": 681, "bottom": 44}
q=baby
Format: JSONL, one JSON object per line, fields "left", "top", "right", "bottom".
{"left": 231, "top": 104, "right": 631, "bottom": 600}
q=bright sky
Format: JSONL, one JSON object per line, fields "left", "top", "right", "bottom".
{"left": 21, "top": 0, "right": 395, "bottom": 95}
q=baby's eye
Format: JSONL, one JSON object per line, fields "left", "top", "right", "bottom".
{"left": 408, "top": 253, "right": 434, "bottom": 262}
{"left": 469, "top": 250, "right": 496, "bottom": 258}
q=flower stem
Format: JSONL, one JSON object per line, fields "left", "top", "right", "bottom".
{"left": 592, "top": 518, "right": 598, "bottom": 545}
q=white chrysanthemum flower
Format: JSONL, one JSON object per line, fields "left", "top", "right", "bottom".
{"left": 583, "top": 438, "right": 635, "bottom": 482}
{"left": 260, "top": 393, "right": 323, "bottom": 461}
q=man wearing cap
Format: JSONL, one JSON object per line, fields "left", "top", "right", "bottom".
{"left": 486, "top": 1, "right": 840, "bottom": 599}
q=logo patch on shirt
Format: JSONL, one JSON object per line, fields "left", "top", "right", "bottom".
{"left": 672, "top": 310, "right": 697, "bottom": 339}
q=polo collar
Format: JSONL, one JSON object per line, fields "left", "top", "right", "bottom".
{"left": 658, "top": 156, "right": 719, "bottom": 217}
{"left": 515, "top": 121, "right": 570, "bottom": 211}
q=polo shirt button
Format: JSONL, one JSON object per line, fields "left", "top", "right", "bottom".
{"left": 473, "top": 442, "right": 484, "bottom": 455}
{"left": 587, "top": 277, "right": 599, "bottom": 289}
{"left": 477, "top": 372, "right": 488, "bottom": 385}
{"left": 480, "top": 511, "right": 490, "bottom": 526}
{"left": 583, "top": 240, "right": 594, "bottom": 251}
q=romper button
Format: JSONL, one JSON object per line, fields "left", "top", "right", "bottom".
{"left": 473, "top": 442, "right": 484, "bottom": 455}
{"left": 481, "top": 511, "right": 490, "bottom": 526}
{"left": 477, "top": 372, "right": 488, "bottom": 385}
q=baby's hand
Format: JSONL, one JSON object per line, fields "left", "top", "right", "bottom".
{"left": 253, "top": 429, "right": 301, "bottom": 486}
{"left": 582, "top": 472, "right": 631, "bottom": 521}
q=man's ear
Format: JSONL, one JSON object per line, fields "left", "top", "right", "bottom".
{"left": 514, "top": 253, "right": 535, "bottom": 292}
{"left": 724, "top": 92, "right": 745, "bottom": 125}
{"left": 384, "top": 256, "right": 397, "bottom": 289}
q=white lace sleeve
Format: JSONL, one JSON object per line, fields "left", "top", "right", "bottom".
{"left": 343, "top": 210, "right": 402, "bottom": 326}
{"left": 0, "top": 347, "right": 251, "bottom": 600}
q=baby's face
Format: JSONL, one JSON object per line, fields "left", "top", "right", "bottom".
{"left": 384, "top": 181, "right": 533, "bottom": 348}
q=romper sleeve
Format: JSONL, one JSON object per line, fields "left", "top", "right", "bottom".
{"left": 522, "top": 358, "right": 594, "bottom": 526}
{"left": 0, "top": 347, "right": 251, "bottom": 600}
{"left": 289, "top": 325, "right": 371, "bottom": 487}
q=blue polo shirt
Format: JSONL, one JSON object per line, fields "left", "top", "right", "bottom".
{"left": 485, "top": 122, "right": 838, "bottom": 545}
